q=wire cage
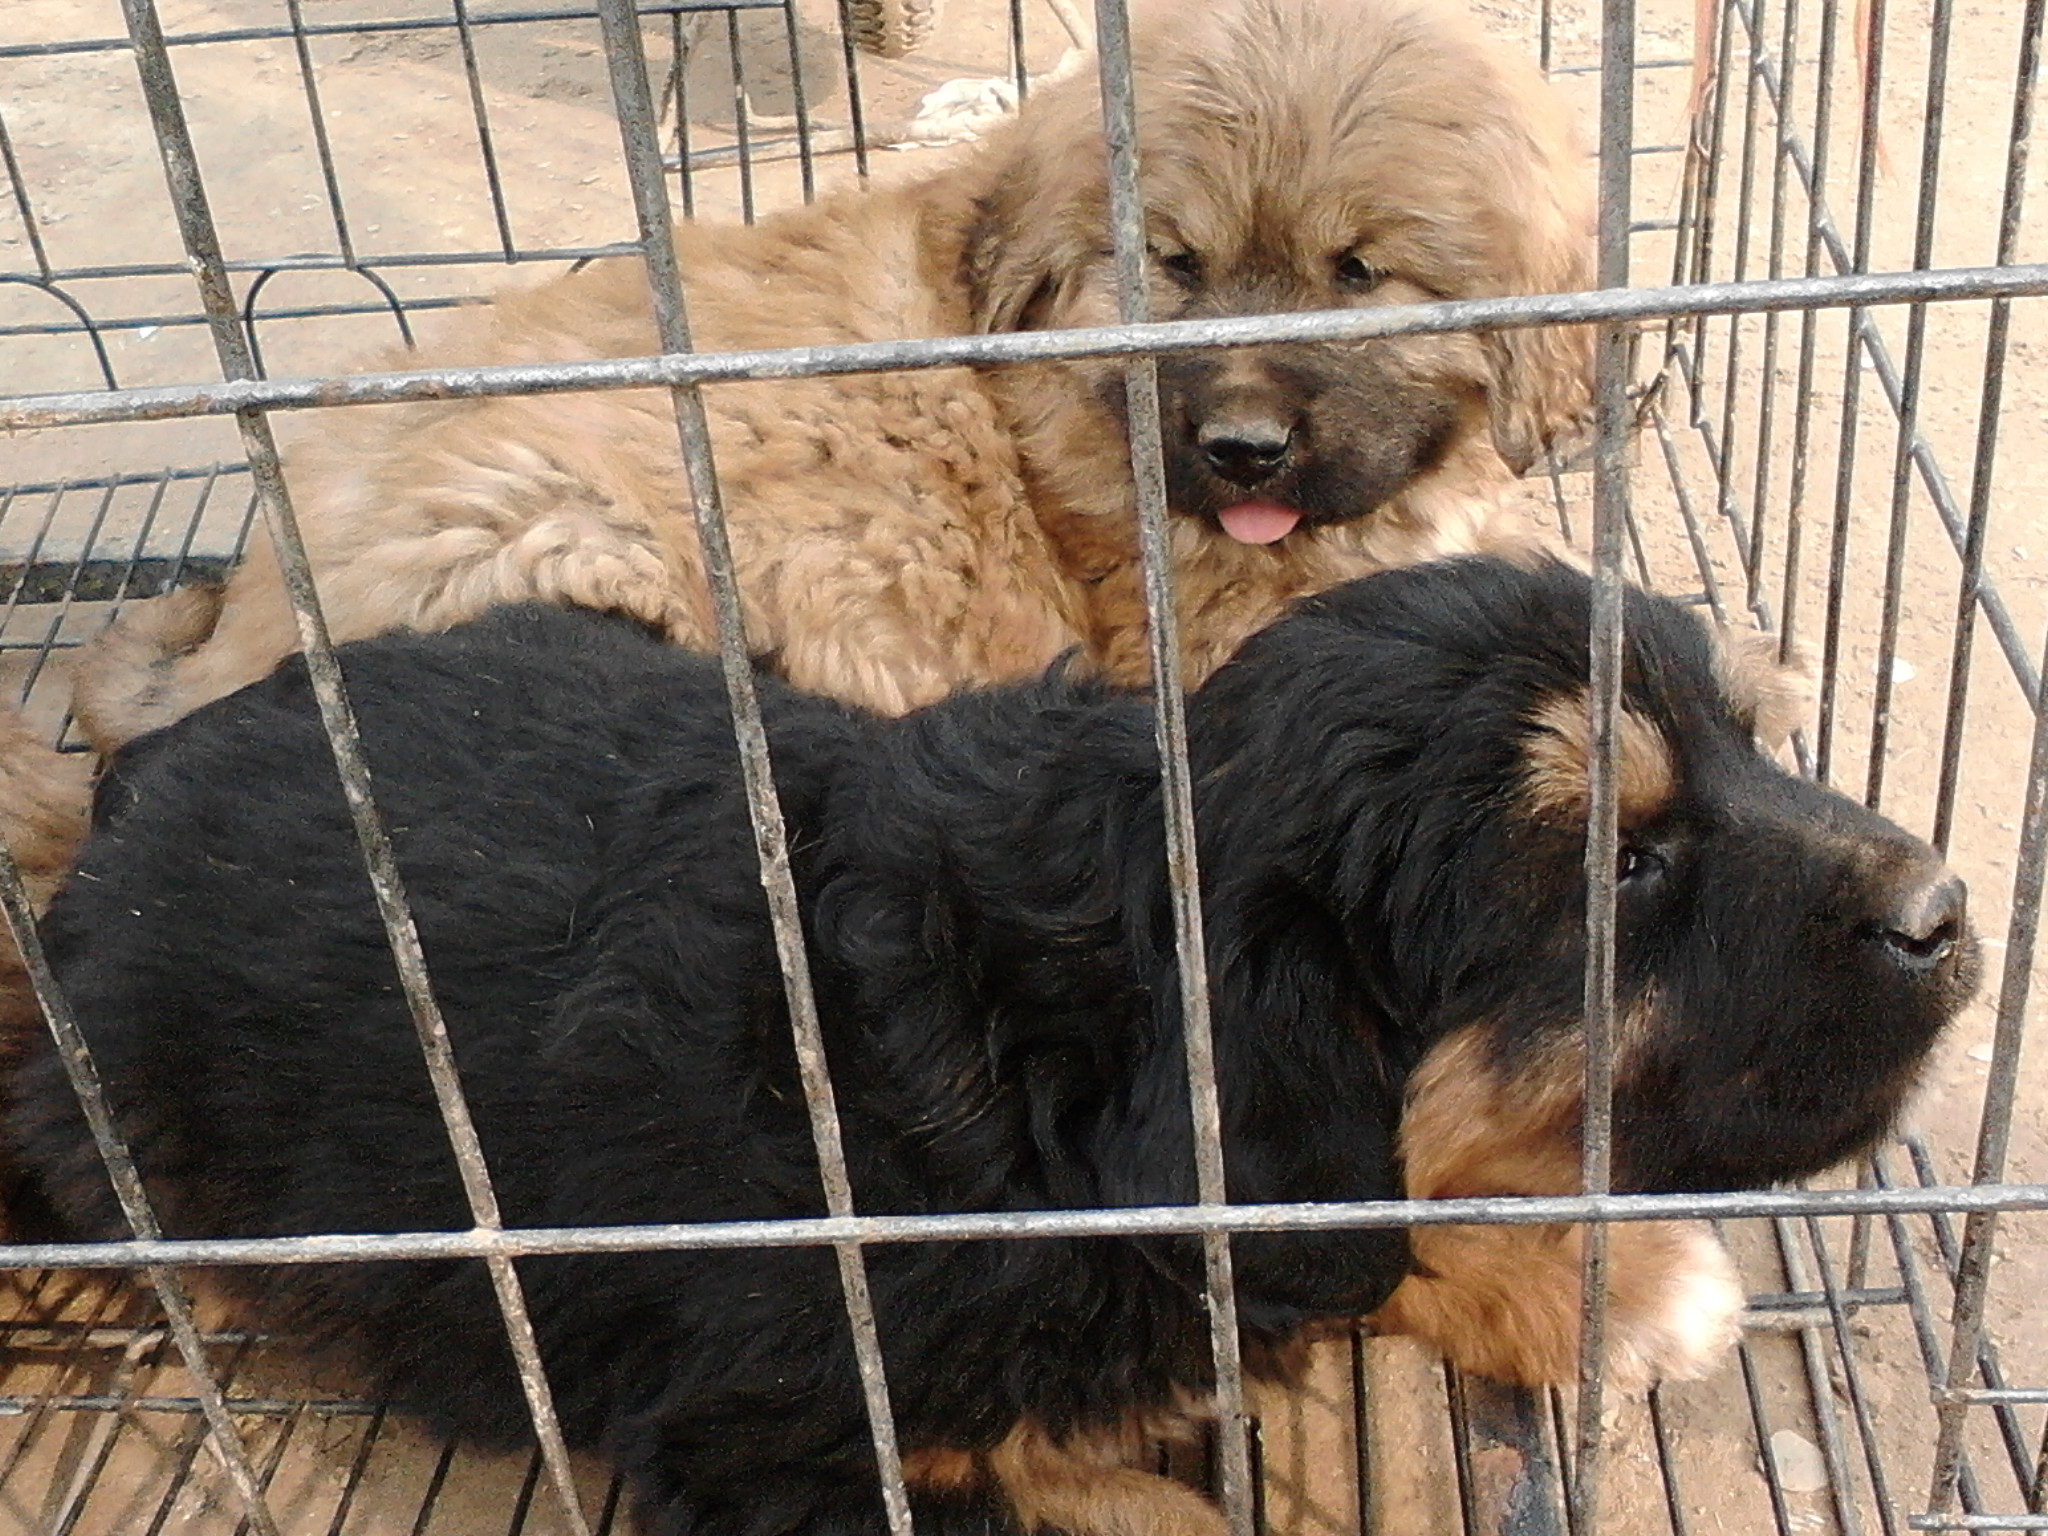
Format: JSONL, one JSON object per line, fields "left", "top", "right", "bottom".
{"left": 2, "top": 0, "right": 2047, "bottom": 1533}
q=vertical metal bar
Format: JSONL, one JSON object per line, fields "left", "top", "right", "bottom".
{"left": 1010, "top": 0, "right": 1030, "bottom": 103}
{"left": 1792, "top": 1215, "right": 1891, "bottom": 1536}
{"left": 1573, "top": 0, "right": 1634, "bottom": 1526}
{"left": 1681, "top": 0, "right": 1738, "bottom": 411}
{"left": 778, "top": 0, "right": 818, "bottom": 202}
{"left": 1087, "top": 4, "right": 1253, "bottom": 1534}
{"left": 1712, "top": 0, "right": 1764, "bottom": 563}
{"left": 1646, "top": 1388, "right": 1693, "bottom": 1536}
{"left": 1778, "top": 0, "right": 1846, "bottom": 673}
{"left": 1446, "top": 1365, "right": 1479, "bottom": 1534}
{"left": 1874, "top": 1147, "right": 1993, "bottom": 1514}
{"left": 0, "top": 842, "right": 278, "bottom": 1536}
{"left": 669, "top": 11, "right": 698, "bottom": 220}
{"left": 831, "top": 0, "right": 872, "bottom": 180}
{"left": 0, "top": 105, "right": 54, "bottom": 279}
{"left": 1815, "top": 0, "right": 1886, "bottom": 787}
{"left": 588, "top": 9, "right": 913, "bottom": 1536}
{"left": 1350, "top": 1325, "right": 1379, "bottom": 1536}
{"left": 1930, "top": 0, "right": 2042, "bottom": 854}
{"left": 112, "top": 5, "right": 592, "bottom": 1531}
{"left": 282, "top": 0, "right": 357, "bottom": 267}
{"left": 1928, "top": 618, "right": 2048, "bottom": 1513}
{"left": 448, "top": 0, "right": 519, "bottom": 261}
{"left": 320, "top": 1404, "right": 390, "bottom": 1536}
{"left": 1863, "top": 0, "right": 1951, "bottom": 814}
{"left": 1745, "top": 0, "right": 1801, "bottom": 626}
{"left": 1736, "top": 1327, "right": 1803, "bottom": 1536}
{"left": 725, "top": 9, "right": 757, "bottom": 224}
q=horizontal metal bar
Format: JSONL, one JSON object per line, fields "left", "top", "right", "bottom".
{"left": 1936, "top": 1388, "right": 2048, "bottom": 1406}
{"left": 0, "top": 465, "right": 248, "bottom": 499}
{"left": 0, "top": 1323, "right": 256, "bottom": 1344}
{"left": 0, "top": 296, "right": 474, "bottom": 341}
{"left": 1743, "top": 1305, "right": 1888, "bottom": 1332}
{"left": 1550, "top": 56, "right": 1695, "bottom": 73}
{"left": 0, "top": 0, "right": 781, "bottom": 60}
{"left": 6, "top": 1181, "right": 2048, "bottom": 1272}
{"left": 5, "top": 246, "right": 636, "bottom": 287}
{"left": 1744, "top": 1285, "right": 1910, "bottom": 1312}
{"left": 1910, "top": 1518, "right": 2048, "bottom": 1529}
{"left": 0, "top": 1395, "right": 380, "bottom": 1417}
{"left": 7, "top": 264, "right": 2043, "bottom": 432}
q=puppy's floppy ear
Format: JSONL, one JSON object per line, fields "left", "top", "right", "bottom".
{"left": 1483, "top": 317, "right": 1595, "bottom": 476}
{"left": 954, "top": 84, "right": 1106, "bottom": 335}
{"left": 961, "top": 187, "right": 1067, "bottom": 335}
{"left": 1477, "top": 63, "right": 1598, "bottom": 475}
{"left": 1713, "top": 625, "right": 1817, "bottom": 749}
{"left": 1479, "top": 184, "right": 1595, "bottom": 474}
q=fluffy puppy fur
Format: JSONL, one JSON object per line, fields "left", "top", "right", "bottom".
{"left": 18, "top": 558, "right": 1975, "bottom": 1536}
{"left": 71, "top": 0, "right": 1591, "bottom": 757}
{"left": 0, "top": 723, "right": 92, "bottom": 1230}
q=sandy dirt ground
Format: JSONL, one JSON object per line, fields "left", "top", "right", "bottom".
{"left": 2, "top": 0, "right": 2047, "bottom": 1531}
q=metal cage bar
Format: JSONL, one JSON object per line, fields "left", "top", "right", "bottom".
{"left": 88, "top": 3, "right": 603, "bottom": 1530}
{"left": 589, "top": 6, "right": 915, "bottom": 1533}
{"left": 1089, "top": 1, "right": 1255, "bottom": 1530}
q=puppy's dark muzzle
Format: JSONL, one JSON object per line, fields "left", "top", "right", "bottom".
{"left": 1872, "top": 869, "right": 1968, "bottom": 975}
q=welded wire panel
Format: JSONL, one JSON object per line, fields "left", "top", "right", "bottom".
{"left": 0, "top": 1272, "right": 630, "bottom": 1536}
{"left": 4, "top": 0, "right": 2048, "bottom": 1533}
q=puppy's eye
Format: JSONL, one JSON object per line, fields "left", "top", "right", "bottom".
{"left": 1152, "top": 248, "right": 1202, "bottom": 287}
{"left": 1617, "top": 845, "right": 1666, "bottom": 886}
{"left": 1334, "top": 253, "right": 1384, "bottom": 292}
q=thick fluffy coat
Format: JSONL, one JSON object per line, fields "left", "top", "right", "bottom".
{"left": 73, "top": 0, "right": 1592, "bottom": 748}
{"left": 18, "top": 559, "right": 1975, "bottom": 1536}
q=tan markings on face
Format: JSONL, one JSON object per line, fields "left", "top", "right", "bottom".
{"left": 902, "top": 1447, "right": 981, "bottom": 1493}
{"left": 1206, "top": 349, "right": 1282, "bottom": 394}
{"left": 1522, "top": 689, "right": 1678, "bottom": 827}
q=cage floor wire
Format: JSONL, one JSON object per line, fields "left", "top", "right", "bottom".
{"left": 4, "top": 0, "right": 2048, "bottom": 1532}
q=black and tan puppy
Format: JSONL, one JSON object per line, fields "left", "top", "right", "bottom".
{"left": 15, "top": 558, "right": 1974, "bottom": 1536}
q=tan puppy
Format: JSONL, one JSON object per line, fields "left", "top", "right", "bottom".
{"left": 71, "top": 0, "right": 1592, "bottom": 747}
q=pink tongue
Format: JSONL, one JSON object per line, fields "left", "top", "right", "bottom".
{"left": 1217, "top": 500, "right": 1304, "bottom": 545}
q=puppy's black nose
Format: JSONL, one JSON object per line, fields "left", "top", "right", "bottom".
{"left": 1875, "top": 871, "right": 1966, "bottom": 972}
{"left": 1197, "top": 413, "right": 1296, "bottom": 485}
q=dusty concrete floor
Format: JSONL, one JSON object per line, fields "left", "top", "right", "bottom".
{"left": 2, "top": 0, "right": 2047, "bottom": 1531}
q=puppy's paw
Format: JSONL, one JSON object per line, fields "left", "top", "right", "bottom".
{"left": 1368, "top": 1219, "right": 1744, "bottom": 1393}
{"left": 1602, "top": 1219, "right": 1745, "bottom": 1392}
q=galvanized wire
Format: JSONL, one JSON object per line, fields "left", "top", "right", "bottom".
{"left": 588, "top": 7, "right": 913, "bottom": 1533}
{"left": 109, "top": 2, "right": 593, "bottom": 1529}
{"left": 1925, "top": 614, "right": 2048, "bottom": 1515}
{"left": 1569, "top": 0, "right": 1639, "bottom": 1524}
{"left": 4, "top": 1181, "right": 2045, "bottom": 1274}
{"left": 1931, "top": 0, "right": 2044, "bottom": 854}
{"left": 9, "top": 266, "right": 2048, "bottom": 431}
{"left": 1088, "top": 3, "right": 1253, "bottom": 1529}
{"left": 0, "top": 847, "right": 278, "bottom": 1536}
{"left": 7, "top": 4, "right": 2048, "bottom": 1533}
